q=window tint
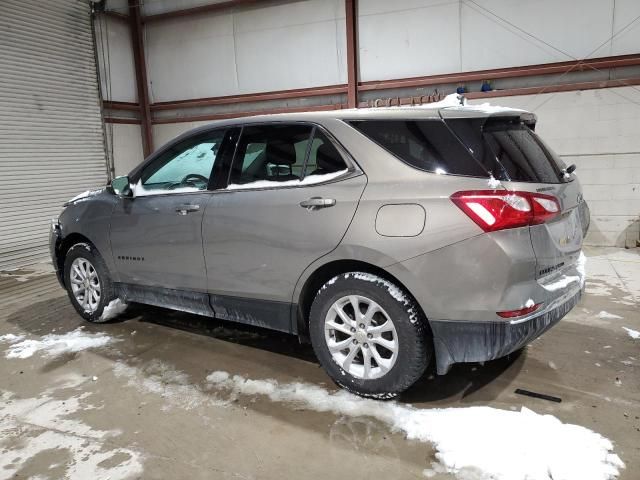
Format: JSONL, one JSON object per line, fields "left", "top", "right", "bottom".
{"left": 139, "top": 130, "right": 226, "bottom": 193}
{"left": 230, "top": 124, "right": 313, "bottom": 185}
{"left": 446, "top": 117, "right": 565, "bottom": 183}
{"left": 349, "top": 120, "right": 487, "bottom": 177}
{"left": 304, "top": 130, "right": 348, "bottom": 178}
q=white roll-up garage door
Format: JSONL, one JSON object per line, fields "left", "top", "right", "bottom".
{"left": 0, "top": 0, "right": 108, "bottom": 270}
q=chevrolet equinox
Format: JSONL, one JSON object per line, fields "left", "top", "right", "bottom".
{"left": 51, "top": 96, "right": 589, "bottom": 398}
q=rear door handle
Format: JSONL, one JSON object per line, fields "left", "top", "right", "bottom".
{"left": 299, "top": 197, "right": 336, "bottom": 210}
{"left": 175, "top": 204, "right": 200, "bottom": 215}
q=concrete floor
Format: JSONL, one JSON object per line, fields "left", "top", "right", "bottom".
{"left": 0, "top": 246, "right": 638, "bottom": 479}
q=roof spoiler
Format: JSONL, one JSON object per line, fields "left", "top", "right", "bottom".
{"left": 439, "top": 107, "right": 537, "bottom": 128}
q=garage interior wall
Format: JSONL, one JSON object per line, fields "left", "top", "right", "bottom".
{"left": 100, "top": 0, "right": 640, "bottom": 247}
{"left": 95, "top": 12, "right": 141, "bottom": 177}
{"left": 0, "top": 0, "right": 109, "bottom": 270}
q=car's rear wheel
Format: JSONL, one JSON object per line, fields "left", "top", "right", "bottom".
{"left": 309, "top": 272, "right": 431, "bottom": 398}
{"left": 64, "top": 243, "right": 122, "bottom": 323}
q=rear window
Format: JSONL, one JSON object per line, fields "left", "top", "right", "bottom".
{"left": 350, "top": 117, "right": 567, "bottom": 183}
{"left": 446, "top": 117, "right": 566, "bottom": 183}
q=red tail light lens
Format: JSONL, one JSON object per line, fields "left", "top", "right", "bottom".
{"left": 450, "top": 190, "right": 560, "bottom": 232}
{"left": 497, "top": 302, "right": 543, "bottom": 318}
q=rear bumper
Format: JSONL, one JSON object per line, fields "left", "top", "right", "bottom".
{"left": 430, "top": 284, "right": 583, "bottom": 374}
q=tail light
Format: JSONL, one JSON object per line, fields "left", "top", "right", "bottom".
{"left": 450, "top": 190, "right": 560, "bottom": 232}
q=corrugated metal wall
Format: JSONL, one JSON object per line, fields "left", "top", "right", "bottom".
{"left": 0, "top": 0, "right": 108, "bottom": 269}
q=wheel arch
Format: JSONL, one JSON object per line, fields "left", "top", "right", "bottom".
{"left": 56, "top": 233, "right": 100, "bottom": 287}
{"left": 295, "top": 259, "right": 431, "bottom": 343}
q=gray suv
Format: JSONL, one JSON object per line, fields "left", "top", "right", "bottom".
{"left": 51, "top": 99, "right": 589, "bottom": 397}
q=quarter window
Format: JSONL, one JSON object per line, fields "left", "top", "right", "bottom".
{"left": 349, "top": 119, "right": 487, "bottom": 177}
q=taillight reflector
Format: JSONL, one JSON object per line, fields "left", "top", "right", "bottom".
{"left": 451, "top": 190, "right": 560, "bottom": 232}
{"left": 497, "top": 302, "right": 543, "bottom": 318}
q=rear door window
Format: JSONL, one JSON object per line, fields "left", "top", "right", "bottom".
{"left": 229, "top": 124, "right": 313, "bottom": 186}
{"left": 349, "top": 119, "right": 487, "bottom": 177}
{"left": 303, "top": 130, "right": 348, "bottom": 179}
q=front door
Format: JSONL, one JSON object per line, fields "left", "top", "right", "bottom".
{"left": 202, "top": 124, "right": 366, "bottom": 331}
{"left": 110, "top": 128, "right": 230, "bottom": 292}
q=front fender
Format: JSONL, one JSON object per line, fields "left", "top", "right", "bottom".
{"left": 57, "top": 191, "right": 119, "bottom": 280}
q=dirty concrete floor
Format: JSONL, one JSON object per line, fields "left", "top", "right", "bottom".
{"left": 0, "top": 246, "right": 638, "bottom": 479}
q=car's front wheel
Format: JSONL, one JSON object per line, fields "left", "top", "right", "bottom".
{"left": 309, "top": 272, "right": 431, "bottom": 398}
{"left": 63, "top": 243, "right": 123, "bottom": 323}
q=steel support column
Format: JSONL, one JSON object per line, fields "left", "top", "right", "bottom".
{"left": 128, "top": 0, "right": 153, "bottom": 157}
{"left": 345, "top": 0, "right": 358, "bottom": 109}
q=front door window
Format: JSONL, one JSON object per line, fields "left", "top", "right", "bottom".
{"left": 135, "top": 130, "right": 226, "bottom": 195}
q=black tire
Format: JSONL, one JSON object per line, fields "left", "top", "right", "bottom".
{"left": 63, "top": 242, "right": 120, "bottom": 323}
{"left": 309, "top": 272, "right": 431, "bottom": 398}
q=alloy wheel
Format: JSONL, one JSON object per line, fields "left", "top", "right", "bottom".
{"left": 324, "top": 295, "right": 398, "bottom": 380}
{"left": 69, "top": 257, "right": 101, "bottom": 313}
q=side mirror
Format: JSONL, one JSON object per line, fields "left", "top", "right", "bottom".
{"left": 111, "top": 176, "right": 132, "bottom": 196}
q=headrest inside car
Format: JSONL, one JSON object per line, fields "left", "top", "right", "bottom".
{"left": 265, "top": 141, "right": 297, "bottom": 165}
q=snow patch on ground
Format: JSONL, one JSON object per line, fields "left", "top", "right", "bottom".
{"left": 622, "top": 327, "right": 640, "bottom": 340}
{"left": 0, "top": 390, "right": 143, "bottom": 479}
{"left": 206, "top": 372, "right": 624, "bottom": 480}
{"left": 597, "top": 311, "right": 623, "bottom": 320}
{"left": 100, "top": 298, "right": 128, "bottom": 321}
{"left": 581, "top": 251, "right": 638, "bottom": 305}
{"left": 227, "top": 169, "right": 347, "bottom": 191}
{"left": 0, "top": 333, "right": 25, "bottom": 343}
{"left": 0, "top": 328, "right": 117, "bottom": 359}
{"left": 206, "top": 371, "right": 230, "bottom": 383}
{"left": 113, "top": 360, "right": 225, "bottom": 411}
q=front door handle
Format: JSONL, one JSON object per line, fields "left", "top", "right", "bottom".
{"left": 299, "top": 197, "right": 336, "bottom": 210}
{"left": 175, "top": 204, "right": 200, "bottom": 215}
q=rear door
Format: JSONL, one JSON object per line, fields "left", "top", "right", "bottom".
{"left": 202, "top": 123, "right": 366, "bottom": 331}
{"left": 445, "top": 114, "right": 587, "bottom": 280}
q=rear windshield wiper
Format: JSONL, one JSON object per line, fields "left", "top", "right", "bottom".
{"left": 561, "top": 164, "right": 576, "bottom": 180}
